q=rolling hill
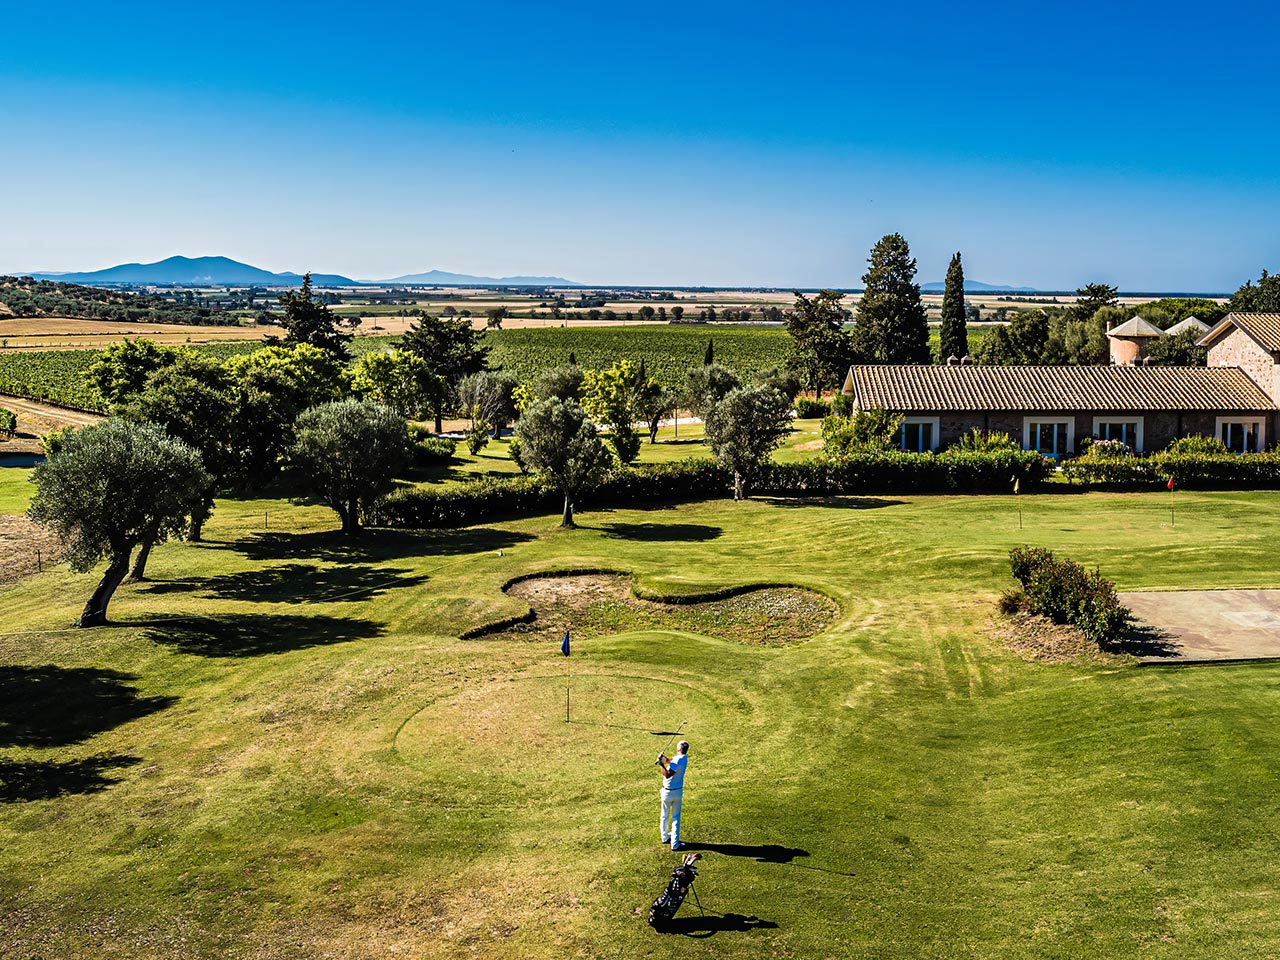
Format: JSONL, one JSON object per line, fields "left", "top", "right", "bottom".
{"left": 377, "top": 269, "right": 581, "bottom": 287}
{"left": 28, "top": 256, "right": 359, "bottom": 287}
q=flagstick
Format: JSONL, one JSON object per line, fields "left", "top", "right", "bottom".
{"left": 566, "top": 654, "right": 571, "bottom": 723}
{"left": 1170, "top": 487, "right": 1175, "bottom": 528}
{"left": 1018, "top": 493, "right": 1023, "bottom": 529}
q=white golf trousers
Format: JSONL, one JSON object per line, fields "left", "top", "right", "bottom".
{"left": 660, "top": 789, "right": 683, "bottom": 848}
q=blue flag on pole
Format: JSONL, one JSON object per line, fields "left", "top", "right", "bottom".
{"left": 560, "top": 629, "right": 571, "bottom": 657}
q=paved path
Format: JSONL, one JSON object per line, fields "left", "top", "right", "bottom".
{"left": 1121, "top": 589, "right": 1280, "bottom": 663}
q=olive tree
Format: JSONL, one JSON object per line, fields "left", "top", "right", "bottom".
{"left": 683, "top": 363, "right": 741, "bottom": 419}
{"left": 703, "top": 386, "right": 793, "bottom": 500}
{"left": 515, "top": 398, "right": 611, "bottom": 527}
{"left": 28, "top": 419, "right": 210, "bottom": 627}
{"left": 290, "top": 399, "right": 410, "bottom": 535}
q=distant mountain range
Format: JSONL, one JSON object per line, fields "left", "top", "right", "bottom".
{"left": 378, "top": 269, "right": 581, "bottom": 287}
{"left": 919, "top": 279, "right": 1038, "bottom": 293}
{"left": 19, "top": 255, "right": 581, "bottom": 288}
{"left": 27, "top": 256, "right": 359, "bottom": 288}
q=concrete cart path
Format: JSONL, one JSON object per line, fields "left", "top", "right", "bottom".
{"left": 1121, "top": 589, "right": 1280, "bottom": 664}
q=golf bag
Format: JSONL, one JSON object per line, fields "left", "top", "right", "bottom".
{"left": 648, "top": 853, "right": 702, "bottom": 928}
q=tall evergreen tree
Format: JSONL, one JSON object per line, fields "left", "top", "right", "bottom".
{"left": 938, "top": 252, "right": 968, "bottom": 361}
{"left": 704, "top": 338, "right": 715, "bottom": 365}
{"left": 275, "top": 273, "right": 357, "bottom": 358}
{"left": 399, "top": 314, "right": 489, "bottom": 431}
{"left": 855, "top": 234, "right": 930, "bottom": 363}
{"left": 786, "top": 290, "right": 854, "bottom": 397}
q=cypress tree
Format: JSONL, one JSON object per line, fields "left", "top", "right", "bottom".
{"left": 939, "top": 251, "right": 968, "bottom": 362}
{"left": 854, "top": 234, "right": 930, "bottom": 364}
{"left": 704, "top": 338, "right": 714, "bottom": 365}
{"left": 569, "top": 351, "right": 577, "bottom": 365}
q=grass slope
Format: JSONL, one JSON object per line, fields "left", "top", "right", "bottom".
{"left": 2, "top": 489, "right": 1280, "bottom": 957}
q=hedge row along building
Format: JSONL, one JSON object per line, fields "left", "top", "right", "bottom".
{"left": 841, "top": 313, "right": 1280, "bottom": 456}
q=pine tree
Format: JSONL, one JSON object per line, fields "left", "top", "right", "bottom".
{"left": 939, "top": 252, "right": 968, "bottom": 362}
{"left": 704, "top": 338, "right": 714, "bottom": 366}
{"left": 854, "top": 234, "right": 930, "bottom": 364}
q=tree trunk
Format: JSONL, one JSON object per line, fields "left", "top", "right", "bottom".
{"left": 187, "top": 494, "right": 213, "bottom": 543}
{"left": 733, "top": 470, "right": 745, "bottom": 501}
{"left": 342, "top": 496, "right": 361, "bottom": 535}
{"left": 434, "top": 404, "right": 443, "bottom": 433}
{"left": 128, "top": 537, "right": 155, "bottom": 582}
{"left": 561, "top": 493, "right": 575, "bottom": 528}
{"left": 80, "top": 553, "right": 130, "bottom": 628}
{"left": 649, "top": 422, "right": 659, "bottom": 444}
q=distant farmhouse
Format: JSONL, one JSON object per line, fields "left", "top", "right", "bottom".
{"left": 841, "top": 313, "right": 1280, "bottom": 456}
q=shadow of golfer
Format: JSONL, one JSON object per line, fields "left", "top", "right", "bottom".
{"left": 658, "top": 912, "right": 778, "bottom": 938}
{"left": 678, "top": 842, "right": 808, "bottom": 864}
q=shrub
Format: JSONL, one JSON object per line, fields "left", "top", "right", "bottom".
{"left": 412, "top": 436, "right": 456, "bottom": 466}
{"left": 795, "top": 397, "right": 830, "bottom": 419}
{"left": 820, "top": 407, "right": 902, "bottom": 459}
{"left": 953, "top": 428, "right": 1019, "bottom": 453}
{"left": 1007, "top": 546, "right": 1130, "bottom": 648}
{"left": 0, "top": 407, "right": 15, "bottom": 440}
{"left": 1080, "top": 438, "right": 1133, "bottom": 459}
{"left": 1064, "top": 451, "right": 1280, "bottom": 489}
{"left": 466, "top": 419, "right": 491, "bottom": 455}
{"left": 998, "top": 588, "right": 1028, "bottom": 615}
{"left": 1167, "top": 434, "right": 1228, "bottom": 455}
{"left": 829, "top": 393, "right": 853, "bottom": 418}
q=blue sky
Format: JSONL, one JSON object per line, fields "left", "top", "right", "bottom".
{"left": 3, "top": 1, "right": 1277, "bottom": 291}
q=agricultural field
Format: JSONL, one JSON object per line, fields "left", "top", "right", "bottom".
{"left": 4, "top": 475, "right": 1280, "bottom": 956}
{"left": 0, "top": 317, "right": 270, "bottom": 351}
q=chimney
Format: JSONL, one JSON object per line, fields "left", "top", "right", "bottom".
{"left": 946, "top": 355, "right": 959, "bottom": 366}
{"left": 960, "top": 355, "right": 972, "bottom": 365}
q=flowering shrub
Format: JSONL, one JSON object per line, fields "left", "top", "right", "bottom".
{"left": 1007, "top": 546, "right": 1130, "bottom": 649}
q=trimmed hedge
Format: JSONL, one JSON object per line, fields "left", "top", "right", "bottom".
{"left": 1008, "top": 546, "right": 1130, "bottom": 648}
{"left": 1063, "top": 452, "right": 1280, "bottom": 489}
{"left": 795, "top": 398, "right": 830, "bottom": 419}
{"left": 369, "top": 450, "right": 1051, "bottom": 528}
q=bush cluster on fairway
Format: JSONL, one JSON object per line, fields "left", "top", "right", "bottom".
{"left": 1007, "top": 546, "right": 1130, "bottom": 648}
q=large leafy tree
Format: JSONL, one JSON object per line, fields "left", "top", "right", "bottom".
{"left": 1229, "top": 269, "right": 1280, "bottom": 313}
{"left": 515, "top": 398, "right": 611, "bottom": 527}
{"left": 350, "top": 349, "right": 441, "bottom": 419}
{"left": 855, "top": 234, "right": 929, "bottom": 363}
{"left": 399, "top": 314, "right": 490, "bottom": 431}
{"left": 28, "top": 420, "right": 210, "bottom": 627}
{"left": 683, "top": 363, "right": 741, "bottom": 420}
{"left": 1071, "top": 282, "right": 1120, "bottom": 321}
{"left": 274, "top": 273, "right": 358, "bottom": 358}
{"left": 582, "top": 360, "right": 643, "bottom": 464}
{"left": 122, "top": 353, "right": 236, "bottom": 563}
{"left": 785, "top": 290, "right": 854, "bottom": 398}
{"left": 703, "top": 385, "right": 792, "bottom": 501}
{"left": 87, "top": 338, "right": 181, "bottom": 406}
{"left": 289, "top": 399, "right": 409, "bottom": 535}
{"left": 939, "top": 252, "right": 968, "bottom": 361}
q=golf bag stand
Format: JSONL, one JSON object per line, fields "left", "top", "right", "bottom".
{"left": 648, "top": 853, "right": 703, "bottom": 928}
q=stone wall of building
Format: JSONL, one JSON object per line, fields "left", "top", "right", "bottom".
{"left": 1208, "top": 328, "right": 1278, "bottom": 403}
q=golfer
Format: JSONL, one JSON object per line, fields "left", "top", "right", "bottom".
{"left": 657, "top": 740, "right": 689, "bottom": 851}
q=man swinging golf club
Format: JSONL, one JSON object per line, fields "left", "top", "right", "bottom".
{"left": 656, "top": 740, "right": 689, "bottom": 851}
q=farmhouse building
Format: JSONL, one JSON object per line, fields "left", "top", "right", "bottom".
{"left": 840, "top": 313, "right": 1280, "bottom": 456}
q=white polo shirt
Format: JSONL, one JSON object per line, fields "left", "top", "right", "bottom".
{"left": 664, "top": 753, "right": 688, "bottom": 792}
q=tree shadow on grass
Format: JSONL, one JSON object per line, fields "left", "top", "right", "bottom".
{"left": 144, "top": 613, "right": 385, "bottom": 658}
{"left": 229, "top": 527, "right": 535, "bottom": 564}
{"left": 140, "top": 563, "right": 427, "bottom": 605}
{"left": 0, "top": 666, "right": 177, "bottom": 748}
{"left": 657, "top": 913, "right": 779, "bottom": 938}
{"left": 1114, "top": 623, "right": 1183, "bottom": 659}
{"left": 756, "top": 496, "right": 906, "bottom": 510}
{"left": 0, "top": 754, "right": 140, "bottom": 803}
{"left": 599, "top": 522, "right": 722, "bottom": 542}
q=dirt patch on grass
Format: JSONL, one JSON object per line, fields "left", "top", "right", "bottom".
{"left": 0, "top": 515, "right": 62, "bottom": 585}
{"left": 495, "top": 573, "right": 836, "bottom": 646}
{"left": 793, "top": 439, "right": 824, "bottom": 451}
{"left": 988, "top": 612, "right": 1129, "bottom": 665}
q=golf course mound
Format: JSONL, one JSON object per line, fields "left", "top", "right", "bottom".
{"left": 988, "top": 612, "right": 1129, "bottom": 665}
{"left": 480, "top": 572, "right": 837, "bottom": 646}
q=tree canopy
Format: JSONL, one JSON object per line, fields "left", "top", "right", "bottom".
{"left": 703, "top": 385, "right": 792, "bottom": 500}
{"left": 1229, "top": 269, "right": 1280, "bottom": 314}
{"left": 939, "top": 252, "right": 968, "bottom": 361}
{"left": 855, "top": 234, "right": 929, "bottom": 363}
{"left": 515, "top": 398, "right": 611, "bottom": 527}
{"left": 28, "top": 419, "right": 210, "bottom": 627}
{"left": 274, "top": 273, "right": 358, "bottom": 358}
{"left": 786, "top": 290, "right": 854, "bottom": 398}
{"left": 399, "top": 314, "right": 490, "bottom": 430}
{"left": 289, "top": 399, "right": 409, "bottom": 535}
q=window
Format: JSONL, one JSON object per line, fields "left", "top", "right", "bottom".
{"left": 1093, "top": 417, "right": 1144, "bottom": 452}
{"left": 1023, "top": 417, "right": 1074, "bottom": 457}
{"left": 1216, "top": 417, "right": 1266, "bottom": 453}
{"left": 898, "top": 417, "right": 939, "bottom": 453}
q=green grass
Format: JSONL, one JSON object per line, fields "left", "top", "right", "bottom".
{"left": 0, "top": 467, "right": 33, "bottom": 514}
{"left": 4, "top": 488, "right": 1280, "bottom": 957}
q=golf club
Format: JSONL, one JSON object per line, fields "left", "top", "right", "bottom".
{"left": 655, "top": 720, "right": 687, "bottom": 765}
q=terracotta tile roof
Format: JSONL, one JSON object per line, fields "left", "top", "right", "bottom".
{"left": 845, "top": 364, "right": 1275, "bottom": 413}
{"left": 1199, "top": 313, "right": 1280, "bottom": 352}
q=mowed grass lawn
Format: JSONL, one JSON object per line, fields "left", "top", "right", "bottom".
{"left": 3, "top": 471, "right": 1280, "bottom": 957}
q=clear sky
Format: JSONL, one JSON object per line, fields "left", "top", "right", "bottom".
{"left": 3, "top": 1, "right": 1277, "bottom": 292}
